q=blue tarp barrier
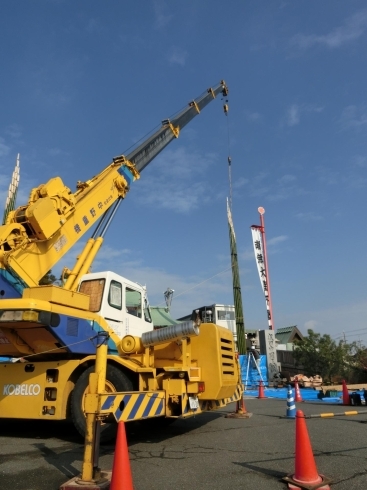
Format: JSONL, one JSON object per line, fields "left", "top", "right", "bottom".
{"left": 243, "top": 386, "right": 366, "bottom": 404}
{"left": 239, "top": 354, "right": 268, "bottom": 387}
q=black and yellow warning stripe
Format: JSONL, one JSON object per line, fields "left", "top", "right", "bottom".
{"left": 307, "top": 409, "right": 367, "bottom": 419}
{"left": 181, "top": 383, "right": 244, "bottom": 417}
{"left": 99, "top": 391, "right": 165, "bottom": 422}
{"left": 98, "top": 384, "right": 244, "bottom": 421}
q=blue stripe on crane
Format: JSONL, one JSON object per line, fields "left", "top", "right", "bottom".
{"left": 119, "top": 166, "right": 134, "bottom": 186}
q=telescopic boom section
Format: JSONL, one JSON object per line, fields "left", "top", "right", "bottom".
{"left": 0, "top": 81, "right": 228, "bottom": 292}
{"left": 128, "top": 80, "right": 228, "bottom": 173}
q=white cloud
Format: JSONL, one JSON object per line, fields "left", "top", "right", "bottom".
{"left": 315, "top": 166, "right": 339, "bottom": 186}
{"left": 304, "top": 320, "right": 318, "bottom": 330}
{"left": 287, "top": 104, "right": 300, "bottom": 126}
{"left": 345, "top": 174, "right": 367, "bottom": 189}
{"left": 246, "top": 112, "right": 262, "bottom": 123}
{"left": 248, "top": 170, "right": 306, "bottom": 202}
{"left": 0, "top": 137, "right": 11, "bottom": 158}
{"left": 48, "top": 148, "right": 70, "bottom": 157}
{"left": 277, "top": 174, "right": 296, "bottom": 185}
{"left": 25, "top": 55, "right": 84, "bottom": 109}
{"left": 267, "top": 235, "right": 288, "bottom": 246}
{"left": 167, "top": 46, "right": 188, "bottom": 66}
{"left": 5, "top": 124, "right": 22, "bottom": 140}
{"left": 281, "top": 300, "right": 367, "bottom": 343}
{"left": 354, "top": 156, "right": 367, "bottom": 168}
{"left": 338, "top": 105, "right": 367, "bottom": 131}
{"left": 291, "top": 9, "right": 367, "bottom": 49}
{"left": 153, "top": 0, "right": 173, "bottom": 29}
{"left": 233, "top": 176, "right": 249, "bottom": 189}
{"left": 284, "top": 104, "right": 323, "bottom": 127}
{"left": 295, "top": 212, "right": 323, "bottom": 221}
{"left": 85, "top": 19, "right": 102, "bottom": 34}
{"left": 134, "top": 146, "right": 217, "bottom": 213}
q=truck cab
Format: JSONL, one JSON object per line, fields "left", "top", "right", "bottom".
{"left": 78, "top": 271, "right": 153, "bottom": 339}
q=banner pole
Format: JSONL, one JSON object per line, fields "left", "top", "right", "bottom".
{"left": 251, "top": 207, "right": 274, "bottom": 331}
{"left": 258, "top": 208, "right": 274, "bottom": 330}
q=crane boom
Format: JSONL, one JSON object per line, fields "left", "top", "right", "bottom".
{"left": 0, "top": 81, "right": 228, "bottom": 295}
{"left": 128, "top": 81, "right": 228, "bottom": 172}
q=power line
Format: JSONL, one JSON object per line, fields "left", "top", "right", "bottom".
{"left": 334, "top": 326, "right": 367, "bottom": 336}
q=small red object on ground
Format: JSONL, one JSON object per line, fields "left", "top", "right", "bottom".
{"left": 294, "top": 380, "right": 303, "bottom": 403}
{"left": 257, "top": 380, "right": 266, "bottom": 399}
{"left": 342, "top": 379, "right": 350, "bottom": 406}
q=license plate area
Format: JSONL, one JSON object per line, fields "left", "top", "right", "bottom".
{"left": 189, "top": 396, "right": 199, "bottom": 410}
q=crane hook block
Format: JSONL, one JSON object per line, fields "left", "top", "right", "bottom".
{"left": 223, "top": 103, "right": 229, "bottom": 114}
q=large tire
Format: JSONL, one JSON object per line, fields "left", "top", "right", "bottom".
{"left": 71, "top": 364, "right": 133, "bottom": 441}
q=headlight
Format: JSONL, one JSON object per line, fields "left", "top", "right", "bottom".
{"left": 0, "top": 310, "right": 39, "bottom": 322}
{"left": 0, "top": 309, "right": 60, "bottom": 326}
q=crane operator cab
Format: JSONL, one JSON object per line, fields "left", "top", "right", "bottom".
{"left": 78, "top": 271, "right": 153, "bottom": 339}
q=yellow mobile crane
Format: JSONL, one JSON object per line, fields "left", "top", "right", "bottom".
{"left": 0, "top": 81, "right": 242, "bottom": 438}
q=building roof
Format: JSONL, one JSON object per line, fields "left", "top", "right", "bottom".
{"left": 275, "top": 326, "right": 303, "bottom": 345}
{"left": 150, "top": 307, "right": 179, "bottom": 328}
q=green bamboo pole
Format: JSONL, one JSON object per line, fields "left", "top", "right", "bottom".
{"left": 227, "top": 199, "right": 246, "bottom": 354}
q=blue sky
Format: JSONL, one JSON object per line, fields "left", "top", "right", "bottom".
{"left": 1, "top": 1, "right": 367, "bottom": 345}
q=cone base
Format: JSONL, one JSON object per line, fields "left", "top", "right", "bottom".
{"left": 225, "top": 411, "right": 253, "bottom": 418}
{"left": 60, "top": 471, "right": 111, "bottom": 490}
{"left": 283, "top": 473, "right": 331, "bottom": 490}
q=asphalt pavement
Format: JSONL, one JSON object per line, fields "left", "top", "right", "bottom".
{"left": 0, "top": 397, "right": 366, "bottom": 490}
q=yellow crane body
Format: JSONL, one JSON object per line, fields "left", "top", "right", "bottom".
{"left": 0, "top": 81, "right": 244, "bottom": 438}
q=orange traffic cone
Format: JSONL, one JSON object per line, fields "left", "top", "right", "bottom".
{"left": 110, "top": 421, "right": 134, "bottom": 490}
{"left": 257, "top": 380, "right": 266, "bottom": 399}
{"left": 225, "top": 394, "right": 253, "bottom": 418}
{"left": 283, "top": 410, "right": 331, "bottom": 489}
{"left": 342, "top": 379, "right": 350, "bottom": 406}
{"left": 294, "top": 379, "right": 303, "bottom": 403}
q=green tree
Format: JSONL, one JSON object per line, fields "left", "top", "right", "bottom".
{"left": 345, "top": 342, "right": 367, "bottom": 383}
{"left": 293, "top": 329, "right": 349, "bottom": 383}
{"left": 39, "top": 270, "right": 58, "bottom": 286}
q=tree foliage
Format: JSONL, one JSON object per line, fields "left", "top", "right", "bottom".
{"left": 293, "top": 329, "right": 359, "bottom": 383}
{"left": 39, "top": 270, "right": 58, "bottom": 286}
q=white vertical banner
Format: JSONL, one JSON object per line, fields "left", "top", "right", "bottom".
{"left": 251, "top": 227, "right": 272, "bottom": 329}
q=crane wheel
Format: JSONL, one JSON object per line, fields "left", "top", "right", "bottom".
{"left": 71, "top": 364, "right": 133, "bottom": 441}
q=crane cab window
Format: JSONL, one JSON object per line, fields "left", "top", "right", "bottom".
{"left": 217, "top": 310, "right": 235, "bottom": 321}
{"left": 108, "top": 280, "right": 122, "bottom": 310}
{"left": 126, "top": 287, "right": 142, "bottom": 318}
{"left": 79, "top": 279, "right": 105, "bottom": 312}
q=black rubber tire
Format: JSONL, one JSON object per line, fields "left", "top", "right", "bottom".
{"left": 71, "top": 364, "right": 133, "bottom": 441}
